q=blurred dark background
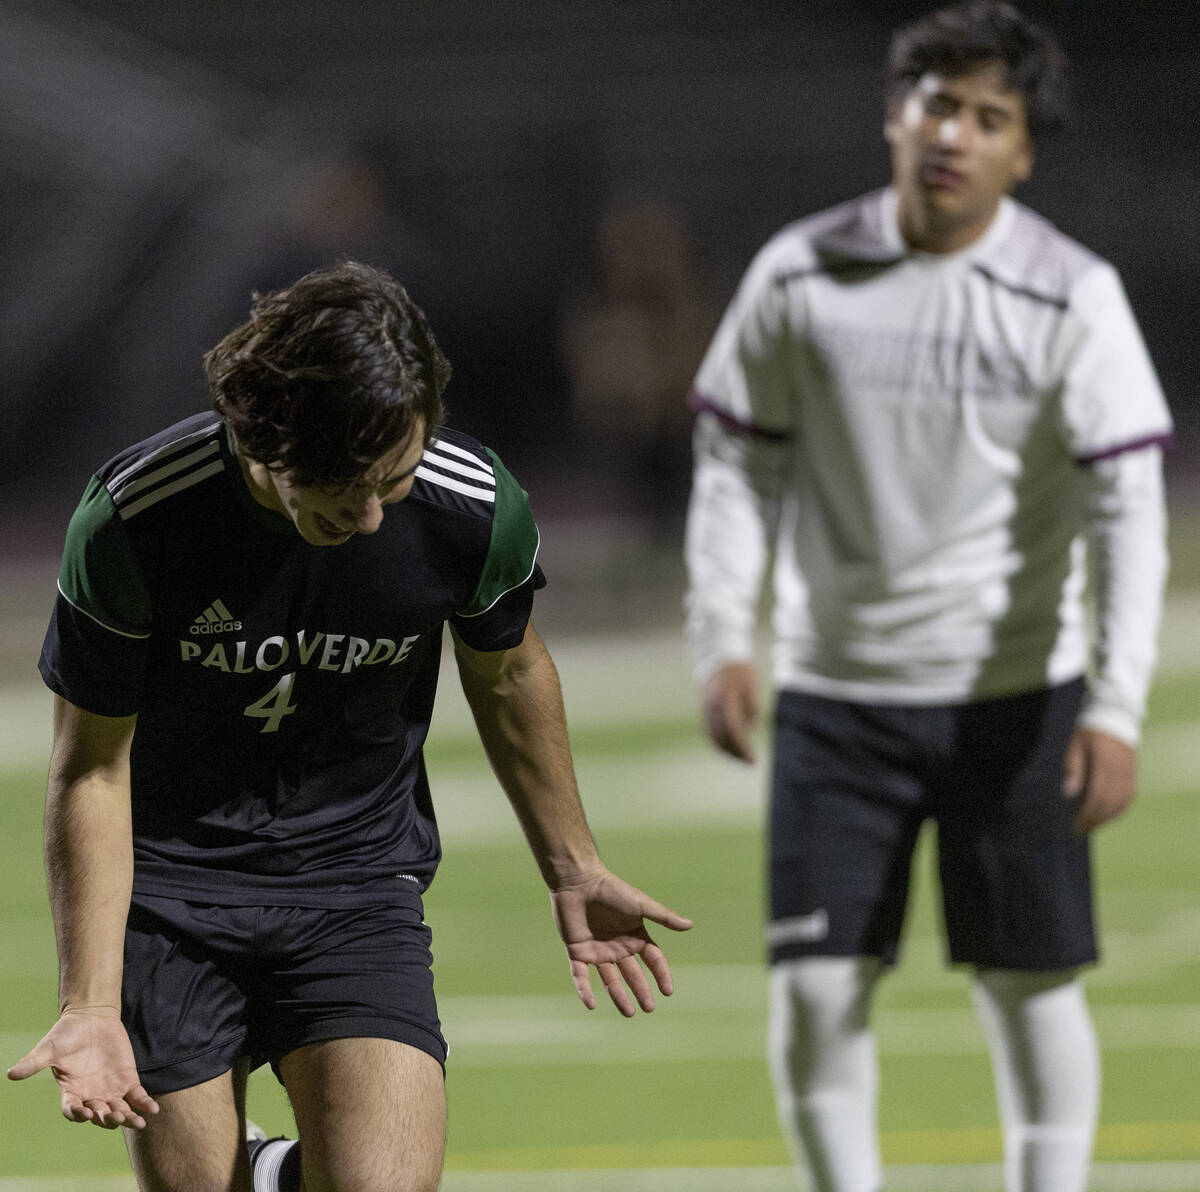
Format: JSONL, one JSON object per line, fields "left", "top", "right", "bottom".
{"left": 2, "top": 0, "right": 1195, "bottom": 568}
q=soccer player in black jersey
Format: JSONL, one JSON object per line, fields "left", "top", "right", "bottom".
{"left": 7, "top": 261, "right": 692, "bottom": 1192}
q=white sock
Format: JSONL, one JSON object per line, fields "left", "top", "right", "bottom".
{"left": 768, "top": 956, "right": 885, "bottom": 1192}
{"left": 252, "top": 1139, "right": 301, "bottom": 1192}
{"left": 972, "top": 968, "right": 1099, "bottom": 1192}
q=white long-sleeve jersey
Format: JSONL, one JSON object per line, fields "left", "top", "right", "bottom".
{"left": 685, "top": 189, "right": 1172, "bottom": 744}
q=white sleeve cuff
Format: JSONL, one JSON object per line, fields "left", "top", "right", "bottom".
{"left": 1076, "top": 700, "right": 1140, "bottom": 748}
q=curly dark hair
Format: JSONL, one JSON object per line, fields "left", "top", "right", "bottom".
{"left": 205, "top": 260, "right": 450, "bottom": 489}
{"left": 887, "top": 1, "right": 1069, "bottom": 142}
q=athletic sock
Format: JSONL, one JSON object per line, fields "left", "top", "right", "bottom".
{"left": 768, "top": 956, "right": 885, "bottom": 1192}
{"left": 249, "top": 1137, "right": 302, "bottom": 1192}
{"left": 972, "top": 968, "right": 1099, "bottom": 1192}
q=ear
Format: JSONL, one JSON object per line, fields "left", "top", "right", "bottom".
{"left": 1012, "top": 135, "right": 1035, "bottom": 184}
{"left": 883, "top": 97, "right": 903, "bottom": 146}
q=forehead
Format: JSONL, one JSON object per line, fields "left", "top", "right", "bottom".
{"left": 341, "top": 418, "right": 427, "bottom": 490}
{"left": 369, "top": 423, "right": 426, "bottom": 478}
{"left": 916, "top": 61, "right": 1028, "bottom": 117}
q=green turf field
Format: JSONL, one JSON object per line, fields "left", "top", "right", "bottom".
{"left": 1, "top": 575, "right": 1197, "bottom": 1190}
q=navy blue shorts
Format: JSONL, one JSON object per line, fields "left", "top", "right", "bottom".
{"left": 768, "top": 678, "right": 1095, "bottom": 971}
{"left": 122, "top": 893, "right": 447, "bottom": 1096}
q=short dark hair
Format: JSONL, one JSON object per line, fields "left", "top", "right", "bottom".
{"left": 887, "top": 1, "right": 1069, "bottom": 141}
{"left": 206, "top": 260, "right": 450, "bottom": 489}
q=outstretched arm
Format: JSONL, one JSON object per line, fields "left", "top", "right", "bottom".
{"left": 453, "top": 623, "right": 692, "bottom": 1015}
{"left": 6, "top": 696, "right": 158, "bottom": 1129}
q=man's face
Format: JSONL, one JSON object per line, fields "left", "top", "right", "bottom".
{"left": 885, "top": 61, "right": 1034, "bottom": 252}
{"left": 258, "top": 418, "right": 427, "bottom": 546}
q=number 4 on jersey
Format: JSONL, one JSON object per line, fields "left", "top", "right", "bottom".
{"left": 244, "top": 672, "right": 298, "bottom": 732}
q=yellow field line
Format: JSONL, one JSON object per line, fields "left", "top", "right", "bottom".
{"left": 445, "top": 1120, "right": 1200, "bottom": 1170}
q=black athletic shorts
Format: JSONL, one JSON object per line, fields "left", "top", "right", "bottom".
{"left": 768, "top": 678, "right": 1095, "bottom": 971}
{"left": 122, "top": 892, "right": 447, "bottom": 1096}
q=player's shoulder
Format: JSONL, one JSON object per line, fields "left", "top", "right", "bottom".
{"left": 409, "top": 426, "right": 505, "bottom": 521}
{"left": 980, "top": 200, "right": 1111, "bottom": 308}
{"left": 754, "top": 190, "right": 898, "bottom": 284}
{"left": 92, "top": 413, "right": 229, "bottom": 523}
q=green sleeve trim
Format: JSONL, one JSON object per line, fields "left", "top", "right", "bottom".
{"left": 459, "top": 450, "right": 541, "bottom": 617}
{"left": 59, "top": 476, "right": 153, "bottom": 638}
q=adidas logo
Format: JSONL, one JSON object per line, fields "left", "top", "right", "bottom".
{"left": 189, "top": 599, "right": 243, "bottom": 636}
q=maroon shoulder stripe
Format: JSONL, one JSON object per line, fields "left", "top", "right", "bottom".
{"left": 690, "top": 390, "right": 792, "bottom": 442}
{"left": 1074, "top": 431, "right": 1174, "bottom": 466}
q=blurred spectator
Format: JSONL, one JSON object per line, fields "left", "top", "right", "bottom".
{"left": 216, "top": 144, "right": 444, "bottom": 314}
{"left": 558, "top": 194, "right": 718, "bottom": 527}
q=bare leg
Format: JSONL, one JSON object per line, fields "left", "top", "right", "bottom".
{"left": 279, "top": 1037, "right": 445, "bottom": 1192}
{"left": 123, "top": 1061, "right": 251, "bottom": 1192}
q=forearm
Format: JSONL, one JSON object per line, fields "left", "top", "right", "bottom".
{"left": 456, "top": 627, "right": 600, "bottom": 887}
{"left": 44, "top": 701, "right": 137, "bottom": 1011}
{"left": 46, "top": 773, "right": 134, "bottom": 1011}
{"left": 684, "top": 414, "right": 786, "bottom": 681}
{"left": 1080, "top": 447, "right": 1169, "bottom": 745}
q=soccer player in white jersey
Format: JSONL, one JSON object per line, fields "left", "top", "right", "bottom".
{"left": 8, "top": 261, "right": 692, "bottom": 1192}
{"left": 684, "top": 4, "right": 1171, "bottom": 1191}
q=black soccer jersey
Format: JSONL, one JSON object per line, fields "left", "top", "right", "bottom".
{"left": 39, "top": 413, "right": 545, "bottom": 907}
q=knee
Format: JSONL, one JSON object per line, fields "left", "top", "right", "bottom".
{"left": 973, "top": 966, "right": 1083, "bottom": 1009}
{"left": 975, "top": 965, "right": 1079, "bottom": 988}
{"left": 770, "top": 955, "right": 882, "bottom": 1034}
{"left": 768, "top": 956, "right": 884, "bottom": 1090}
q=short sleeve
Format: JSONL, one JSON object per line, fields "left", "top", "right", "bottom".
{"left": 450, "top": 451, "right": 544, "bottom": 651}
{"left": 38, "top": 476, "right": 151, "bottom": 715}
{"left": 690, "top": 234, "right": 798, "bottom": 437}
{"left": 1057, "top": 264, "right": 1173, "bottom": 463}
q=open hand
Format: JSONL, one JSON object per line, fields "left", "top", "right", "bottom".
{"left": 550, "top": 867, "right": 693, "bottom": 1016}
{"left": 7, "top": 1007, "right": 159, "bottom": 1129}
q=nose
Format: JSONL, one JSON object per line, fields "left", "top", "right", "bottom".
{"left": 341, "top": 494, "right": 385, "bottom": 534}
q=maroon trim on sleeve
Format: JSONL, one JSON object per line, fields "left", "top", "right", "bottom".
{"left": 689, "top": 390, "right": 792, "bottom": 442}
{"left": 1074, "top": 431, "right": 1174, "bottom": 466}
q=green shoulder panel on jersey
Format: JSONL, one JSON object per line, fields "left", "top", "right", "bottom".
{"left": 460, "top": 449, "right": 540, "bottom": 618}
{"left": 59, "top": 475, "right": 153, "bottom": 638}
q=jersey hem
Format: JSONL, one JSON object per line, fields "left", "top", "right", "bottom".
{"left": 772, "top": 668, "right": 1087, "bottom": 708}
{"left": 131, "top": 870, "right": 433, "bottom": 908}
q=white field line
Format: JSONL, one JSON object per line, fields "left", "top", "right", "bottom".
{"left": 0, "top": 1183, "right": 137, "bottom": 1192}
{"left": 0, "top": 704, "right": 1193, "bottom": 844}
{"left": 425, "top": 714, "right": 1197, "bottom": 848}
{"left": 441, "top": 1164, "right": 1200, "bottom": 1191}
{"left": 5, "top": 1163, "right": 1200, "bottom": 1192}
{"left": 2, "top": 602, "right": 1197, "bottom": 794}
{"left": 428, "top": 979, "right": 1200, "bottom": 1066}
{"left": 9, "top": 970, "right": 1198, "bottom": 1071}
